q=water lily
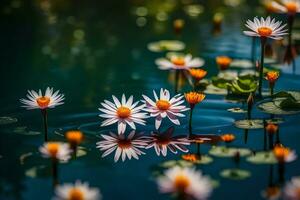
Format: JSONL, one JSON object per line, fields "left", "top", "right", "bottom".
{"left": 184, "top": 92, "right": 206, "bottom": 135}
{"left": 216, "top": 56, "right": 232, "bottom": 70}
{"left": 142, "top": 88, "right": 189, "bottom": 130}
{"left": 156, "top": 166, "right": 213, "bottom": 200}
{"left": 20, "top": 87, "right": 65, "bottom": 141}
{"left": 99, "top": 94, "right": 148, "bottom": 134}
{"left": 265, "top": 71, "right": 279, "bottom": 95}
{"left": 243, "top": 16, "right": 288, "bottom": 96}
{"left": 39, "top": 142, "right": 72, "bottom": 186}
{"left": 54, "top": 180, "right": 101, "bottom": 200}
{"left": 65, "top": 130, "right": 84, "bottom": 158}
{"left": 156, "top": 54, "right": 204, "bottom": 93}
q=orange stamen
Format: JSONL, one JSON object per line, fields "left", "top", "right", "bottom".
{"left": 36, "top": 96, "right": 50, "bottom": 108}
{"left": 118, "top": 139, "right": 132, "bottom": 149}
{"left": 174, "top": 174, "right": 190, "bottom": 192}
{"left": 273, "top": 145, "right": 291, "bottom": 162}
{"left": 46, "top": 142, "right": 60, "bottom": 157}
{"left": 182, "top": 154, "right": 199, "bottom": 162}
{"left": 117, "top": 106, "right": 131, "bottom": 118}
{"left": 156, "top": 100, "right": 171, "bottom": 111}
{"left": 266, "top": 123, "right": 278, "bottom": 134}
{"left": 265, "top": 71, "right": 279, "bottom": 83}
{"left": 258, "top": 27, "right": 273, "bottom": 37}
{"left": 68, "top": 188, "right": 84, "bottom": 200}
{"left": 171, "top": 57, "right": 185, "bottom": 66}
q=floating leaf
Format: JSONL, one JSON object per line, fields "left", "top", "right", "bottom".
{"left": 182, "top": 154, "right": 214, "bottom": 165}
{"left": 204, "top": 84, "right": 228, "bottom": 95}
{"left": 230, "top": 59, "right": 253, "bottom": 69}
{"left": 25, "top": 165, "right": 48, "bottom": 178}
{"left": 217, "top": 71, "right": 238, "bottom": 81}
{"left": 147, "top": 40, "right": 185, "bottom": 52}
{"left": 0, "top": 117, "right": 18, "bottom": 125}
{"left": 235, "top": 119, "right": 264, "bottom": 129}
{"left": 265, "top": 118, "right": 285, "bottom": 124}
{"left": 227, "top": 107, "right": 247, "bottom": 113}
{"left": 258, "top": 99, "right": 300, "bottom": 115}
{"left": 220, "top": 169, "right": 251, "bottom": 180}
{"left": 246, "top": 151, "right": 277, "bottom": 164}
{"left": 13, "top": 126, "right": 41, "bottom": 135}
{"left": 211, "top": 77, "right": 231, "bottom": 89}
{"left": 209, "top": 146, "right": 251, "bottom": 157}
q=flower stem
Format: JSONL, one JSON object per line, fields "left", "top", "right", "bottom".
{"left": 175, "top": 70, "right": 180, "bottom": 93}
{"left": 278, "top": 162, "right": 285, "bottom": 185}
{"left": 268, "top": 133, "right": 274, "bottom": 150}
{"left": 244, "top": 129, "right": 248, "bottom": 144}
{"left": 41, "top": 109, "right": 48, "bottom": 142}
{"left": 188, "top": 107, "right": 194, "bottom": 136}
{"left": 258, "top": 37, "right": 266, "bottom": 97}
{"left": 52, "top": 158, "right": 58, "bottom": 187}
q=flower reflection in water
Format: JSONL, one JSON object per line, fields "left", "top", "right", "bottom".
{"left": 96, "top": 131, "right": 149, "bottom": 162}
{"left": 145, "top": 127, "right": 190, "bottom": 156}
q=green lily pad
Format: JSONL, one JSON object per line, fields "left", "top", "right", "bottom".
{"left": 204, "top": 84, "right": 228, "bottom": 95}
{"left": 147, "top": 40, "right": 185, "bottom": 52}
{"left": 235, "top": 119, "right": 264, "bottom": 129}
{"left": 182, "top": 154, "right": 214, "bottom": 165}
{"left": 159, "top": 160, "right": 194, "bottom": 168}
{"left": 230, "top": 59, "right": 253, "bottom": 69}
{"left": 229, "top": 77, "right": 257, "bottom": 94}
{"left": 220, "top": 169, "right": 251, "bottom": 180}
{"left": 0, "top": 117, "right": 18, "bottom": 125}
{"left": 265, "top": 118, "right": 285, "bottom": 124}
{"left": 211, "top": 77, "right": 231, "bottom": 89}
{"left": 13, "top": 126, "right": 41, "bottom": 135}
{"left": 258, "top": 99, "right": 300, "bottom": 115}
{"left": 227, "top": 107, "right": 247, "bottom": 113}
{"left": 217, "top": 71, "right": 238, "bottom": 81}
{"left": 25, "top": 165, "right": 48, "bottom": 178}
{"left": 209, "top": 146, "right": 251, "bottom": 157}
{"left": 246, "top": 151, "right": 277, "bottom": 164}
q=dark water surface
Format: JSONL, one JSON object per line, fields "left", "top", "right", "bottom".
{"left": 1, "top": 0, "right": 300, "bottom": 200}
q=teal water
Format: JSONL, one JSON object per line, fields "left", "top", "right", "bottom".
{"left": 1, "top": 0, "right": 300, "bottom": 200}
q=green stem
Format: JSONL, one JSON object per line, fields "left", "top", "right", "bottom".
{"left": 188, "top": 107, "right": 194, "bottom": 136}
{"left": 41, "top": 109, "right": 48, "bottom": 141}
{"left": 175, "top": 70, "right": 180, "bottom": 93}
{"left": 258, "top": 37, "right": 266, "bottom": 97}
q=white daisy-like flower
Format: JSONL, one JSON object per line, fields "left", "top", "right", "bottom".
{"left": 271, "top": 0, "right": 300, "bottom": 14}
{"left": 39, "top": 142, "right": 72, "bottom": 162}
{"left": 157, "top": 166, "right": 213, "bottom": 200}
{"left": 53, "top": 180, "right": 101, "bottom": 200}
{"left": 96, "top": 131, "right": 149, "bottom": 162}
{"left": 155, "top": 54, "right": 204, "bottom": 70}
{"left": 284, "top": 177, "right": 300, "bottom": 200}
{"left": 99, "top": 94, "right": 148, "bottom": 135}
{"left": 146, "top": 127, "right": 190, "bottom": 156}
{"left": 20, "top": 87, "right": 64, "bottom": 110}
{"left": 243, "top": 16, "right": 288, "bottom": 40}
{"left": 142, "top": 88, "right": 189, "bottom": 130}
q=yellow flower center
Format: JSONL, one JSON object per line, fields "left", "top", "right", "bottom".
{"left": 216, "top": 56, "right": 232, "bottom": 70}
{"left": 174, "top": 174, "right": 190, "bottom": 192}
{"left": 68, "top": 188, "right": 84, "bottom": 200}
{"left": 171, "top": 57, "right": 185, "bottom": 66}
{"left": 46, "top": 142, "right": 60, "bottom": 157}
{"left": 285, "top": 2, "right": 298, "bottom": 13}
{"left": 185, "top": 92, "right": 205, "bottom": 105}
{"left": 258, "top": 27, "right": 273, "bottom": 37}
{"left": 117, "top": 106, "right": 131, "bottom": 118}
{"left": 66, "top": 131, "right": 83, "bottom": 145}
{"left": 189, "top": 69, "right": 207, "bottom": 80}
{"left": 156, "top": 100, "right": 171, "bottom": 111}
{"left": 36, "top": 96, "right": 50, "bottom": 108}
{"left": 118, "top": 139, "right": 132, "bottom": 149}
